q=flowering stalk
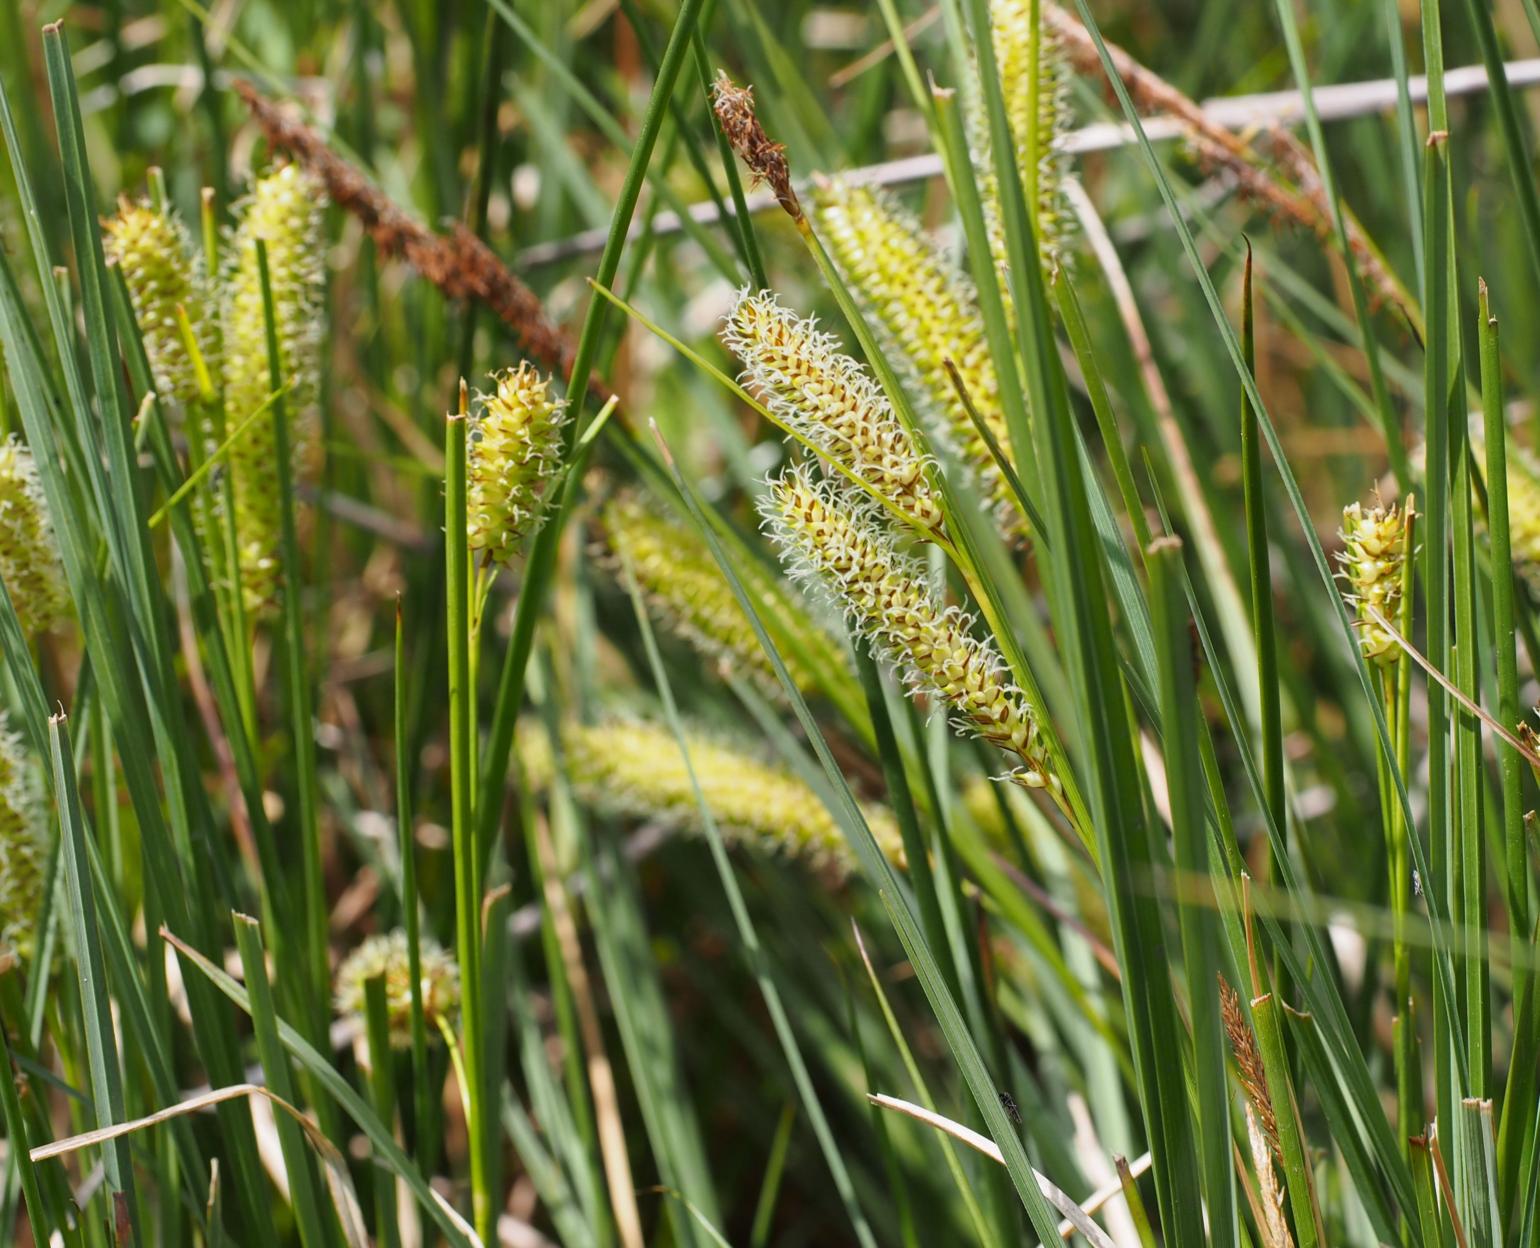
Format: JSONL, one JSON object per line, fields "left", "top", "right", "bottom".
{"left": 0, "top": 716, "right": 46, "bottom": 961}
{"left": 724, "top": 288, "right": 944, "bottom": 536}
{"left": 103, "top": 194, "right": 219, "bottom": 411}
{"left": 711, "top": 72, "right": 801, "bottom": 221}
{"left": 765, "top": 467, "right": 1052, "bottom": 787}
{"left": 972, "top": 0, "right": 1073, "bottom": 281}
{"left": 812, "top": 179, "right": 1024, "bottom": 535}
{"left": 335, "top": 931, "right": 461, "bottom": 1050}
{"left": 1338, "top": 497, "right": 1408, "bottom": 665}
{"left": 467, "top": 363, "right": 569, "bottom": 564}
{"left": 221, "top": 163, "right": 327, "bottom": 614}
{"left": 1473, "top": 434, "right": 1540, "bottom": 593}
{"left": 525, "top": 716, "right": 905, "bottom": 872}
{"left": 0, "top": 437, "right": 68, "bottom": 637}
{"left": 598, "top": 491, "right": 821, "bottom": 691}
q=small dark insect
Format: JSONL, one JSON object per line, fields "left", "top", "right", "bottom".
{"left": 998, "top": 1092, "right": 1022, "bottom": 1126}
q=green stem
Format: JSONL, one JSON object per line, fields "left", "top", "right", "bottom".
{"left": 445, "top": 381, "right": 487, "bottom": 1242}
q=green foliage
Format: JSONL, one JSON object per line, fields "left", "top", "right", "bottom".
{"left": 3, "top": 1, "right": 1540, "bottom": 1244}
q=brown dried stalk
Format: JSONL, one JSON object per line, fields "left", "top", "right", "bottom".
{"left": 712, "top": 71, "right": 802, "bottom": 221}
{"left": 1043, "top": 4, "right": 1405, "bottom": 314}
{"left": 235, "top": 81, "right": 598, "bottom": 395}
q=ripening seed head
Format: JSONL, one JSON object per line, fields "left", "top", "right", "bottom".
{"left": 765, "top": 467, "right": 1052, "bottom": 787}
{"left": 812, "top": 181, "right": 1025, "bottom": 537}
{"left": 334, "top": 930, "right": 460, "bottom": 1049}
{"left": 1473, "top": 435, "right": 1540, "bottom": 594}
{"left": 723, "top": 289, "right": 944, "bottom": 535}
{"left": 524, "top": 716, "right": 905, "bottom": 873}
{"left": 973, "top": 0, "right": 1073, "bottom": 279}
{"left": 0, "top": 437, "right": 67, "bottom": 637}
{"left": 597, "top": 491, "right": 814, "bottom": 690}
{"left": 0, "top": 717, "right": 47, "bottom": 962}
{"left": 467, "top": 363, "right": 569, "bottom": 561}
{"left": 221, "top": 163, "right": 327, "bottom": 614}
{"left": 1338, "top": 498, "right": 1407, "bottom": 665}
{"left": 104, "top": 197, "right": 218, "bottom": 409}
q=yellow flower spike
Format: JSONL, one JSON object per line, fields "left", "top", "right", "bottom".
{"left": 1338, "top": 497, "right": 1407, "bottom": 665}
{"left": 467, "top": 362, "right": 570, "bottom": 562}
{"left": 523, "top": 717, "right": 905, "bottom": 873}
{"left": 973, "top": 0, "right": 1073, "bottom": 281}
{"left": 0, "top": 716, "right": 47, "bottom": 962}
{"left": 1472, "top": 433, "right": 1540, "bottom": 592}
{"left": 103, "top": 197, "right": 218, "bottom": 410}
{"left": 334, "top": 930, "right": 461, "bottom": 1049}
{"left": 597, "top": 491, "right": 819, "bottom": 692}
{"left": 812, "top": 180, "right": 1025, "bottom": 537}
{"left": 766, "top": 466, "right": 1053, "bottom": 788}
{"left": 722, "top": 288, "right": 944, "bottom": 536}
{"left": 0, "top": 437, "right": 68, "bottom": 637}
{"left": 222, "top": 163, "right": 328, "bottom": 614}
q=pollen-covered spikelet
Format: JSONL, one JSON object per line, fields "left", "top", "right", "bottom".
{"left": 723, "top": 289, "right": 944, "bottom": 536}
{"left": 1472, "top": 433, "right": 1540, "bottom": 593}
{"left": 811, "top": 180, "right": 1024, "bottom": 536}
{"left": 523, "top": 716, "right": 905, "bottom": 872}
{"left": 1337, "top": 497, "right": 1407, "bottom": 665}
{"left": 973, "top": 0, "right": 1073, "bottom": 280}
{"left": 103, "top": 196, "right": 217, "bottom": 410}
{"left": 0, "top": 716, "right": 47, "bottom": 962}
{"left": 467, "top": 363, "right": 569, "bottom": 561}
{"left": 765, "top": 467, "right": 1052, "bottom": 788}
{"left": 0, "top": 437, "right": 67, "bottom": 636}
{"left": 335, "top": 930, "right": 460, "bottom": 1049}
{"left": 596, "top": 491, "right": 815, "bottom": 690}
{"left": 221, "top": 163, "right": 327, "bottom": 613}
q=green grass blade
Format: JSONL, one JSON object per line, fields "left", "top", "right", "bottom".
{"left": 50, "top": 711, "right": 141, "bottom": 1242}
{"left": 232, "top": 914, "right": 334, "bottom": 1248}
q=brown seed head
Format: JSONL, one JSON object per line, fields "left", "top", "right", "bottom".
{"left": 712, "top": 71, "right": 801, "bottom": 221}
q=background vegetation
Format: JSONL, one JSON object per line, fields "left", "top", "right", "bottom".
{"left": 3, "top": 0, "right": 1540, "bottom": 1244}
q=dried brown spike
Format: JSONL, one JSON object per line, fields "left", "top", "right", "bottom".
{"left": 1219, "top": 974, "right": 1281, "bottom": 1158}
{"left": 711, "top": 71, "right": 801, "bottom": 221}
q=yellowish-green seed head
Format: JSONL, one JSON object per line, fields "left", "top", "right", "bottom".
{"left": 468, "top": 363, "right": 570, "bottom": 562}
{"left": 766, "top": 467, "right": 1052, "bottom": 788}
{"left": 221, "top": 163, "right": 327, "bottom": 614}
{"left": 523, "top": 716, "right": 905, "bottom": 872}
{"left": 1338, "top": 498, "right": 1407, "bottom": 665}
{"left": 334, "top": 930, "right": 460, "bottom": 1049}
{"left": 1473, "top": 434, "right": 1540, "bottom": 593}
{"left": 723, "top": 288, "right": 944, "bottom": 536}
{"left": 812, "top": 180, "right": 1024, "bottom": 538}
{"left": 0, "top": 437, "right": 68, "bottom": 637}
{"left": 973, "top": 0, "right": 1073, "bottom": 280}
{"left": 598, "top": 491, "right": 810, "bottom": 690}
{"left": 0, "top": 716, "right": 47, "bottom": 962}
{"left": 104, "top": 197, "right": 217, "bottom": 410}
